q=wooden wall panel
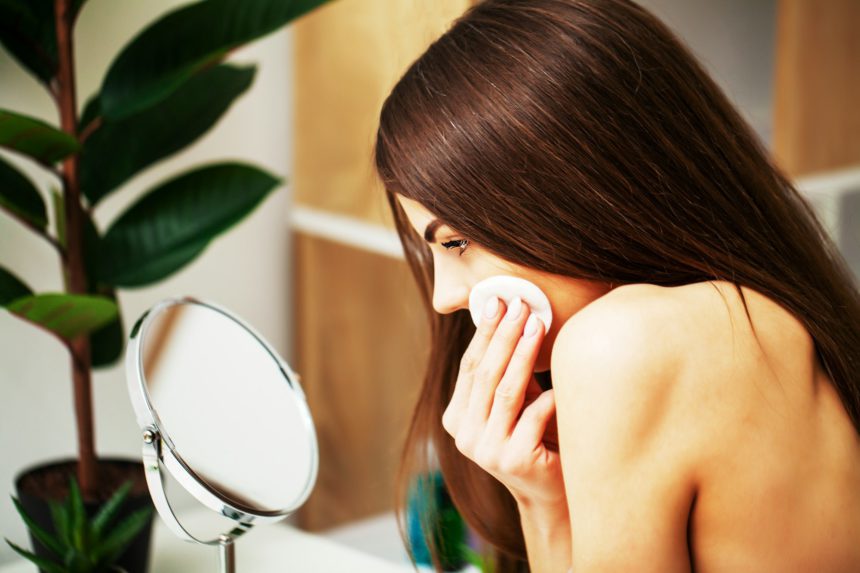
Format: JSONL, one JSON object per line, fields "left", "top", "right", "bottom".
{"left": 293, "top": 0, "right": 474, "bottom": 225}
{"left": 291, "top": 0, "right": 476, "bottom": 531}
{"left": 293, "top": 233, "right": 429, "bottom": 531}
{"left": 773, "top": 0, "right": 860, "bottom": 176}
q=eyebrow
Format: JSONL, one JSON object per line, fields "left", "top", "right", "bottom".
{"left": 423, "top": 219, "right": 443, "bottom": 243}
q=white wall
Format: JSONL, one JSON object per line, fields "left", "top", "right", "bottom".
{"left": 639, "top": 0, "right": 777, "bottom": 146}
{"left": 0, "top": 0, "right": 294, "bottom": 560}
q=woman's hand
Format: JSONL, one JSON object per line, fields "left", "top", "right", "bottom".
{"left": 442, "top": 295, "right": 565, "bottom": 508}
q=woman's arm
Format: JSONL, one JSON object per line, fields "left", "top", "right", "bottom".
{"left": 551, "top": 296, "right": 698, "bottom": 572}
{"left": 438, "top": 297, "right": 572, "bottom": 569}
{"left": 517, "top": 496, "right": 572, "bottom": 573}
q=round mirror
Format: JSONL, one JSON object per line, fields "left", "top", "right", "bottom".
{"left": 125, "top": 297, "right": 318, "bottom": 571}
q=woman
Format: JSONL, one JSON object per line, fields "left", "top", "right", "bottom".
{"left": 373, "top": 1, "right": 860, "bottom": 571}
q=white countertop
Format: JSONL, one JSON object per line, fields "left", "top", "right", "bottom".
{"left": 1, "top": 509, "right": 417, "bottom": 573}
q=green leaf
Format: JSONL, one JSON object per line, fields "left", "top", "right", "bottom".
{"left": 64, "top": 549, "right": 93, "bottom": 573}
{"left": 463, "top": 547, "right": 485, "bottom": 569}
{"left": 99, "top": 162, "right": 280, "bottom": 287}
{"left": 66, "top": 478, "right": 87, "bottom": 553}
{"left": 10, "top": 496, "right": 65, "bottom": 559}
{"left": 81, "top": 208, "right": 102, "bottom": 293}
{"left": 5, "top": 539, "right": 66, "bottom": 573}
{"left": 100, "top": 0, "right": 332, "bottom": 120}
{"left": 78, "top": 94, "right": 100, "bottom": 132}
{"left": 91, "top": 481, "right": 131, "bottom": 539}
{"left": 93, "top": 507, "right": 152, "bottom": 566}
{"left": 48, "top": 500, "right": 72, "bottom": 547}
{"left": 51, "top": 187, "right": 66, "bottom": 249}
{"left": 72, "top": 0, "right": 88, "bottom": 21}
{"left": 0, "top": 265, "right": 33, "bottom": 306}
{"left": 0, "top": 0, "right": 58, "bottom": 86}
{"left": 6, "top": 293, "right": 118, "bottom": 340}
{"left": 0, "top": 109, "right": 79, "bottom": 164}
{"left": 79, "top": 210, "right": 124, "bottom": 368}
{"left": 90, "top": 308, "right": 124, "bottom": 369}
{"left": 0, "top": 153, "right": 47, "bottom": 228}
{"left": 80, "top": 64, "right": 256, "bottom": 206}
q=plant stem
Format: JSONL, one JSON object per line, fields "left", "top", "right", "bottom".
{"left": 78, "top": 116, "right": 102, "bottom": 144}
{"left": 54, "top": 0, "right": 98, "bottom": 499}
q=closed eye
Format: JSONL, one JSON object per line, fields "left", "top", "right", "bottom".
{"left": 440, "top": 239, "right": 469, "bottom": 255}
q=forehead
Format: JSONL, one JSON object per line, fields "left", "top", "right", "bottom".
{"left": 396, "top": 195, "right": 439, "bottom": 234}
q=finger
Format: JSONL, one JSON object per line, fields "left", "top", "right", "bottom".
{"left": 466, "top": 298, "right": 531, "bottom": 421}
{"left": 508, "top": 388, "right": 557, "bottom": 454}
{"left": 542, "top": 416, "right": 560, "bottom": 453}
{"left": 443, "top": 296, "right": 506, "bottom": 434}
{"left": 460, "top": 295, "right": 506, "bottom": 378}
{"left": 484, "top": 314, "right": 545, "bottom": 442}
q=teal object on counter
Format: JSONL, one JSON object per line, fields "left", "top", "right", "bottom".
{"left": 406, "top": 470, "right": 469, "bottom": 571}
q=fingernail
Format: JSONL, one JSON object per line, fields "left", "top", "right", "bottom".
{"left": 504, "top": 297, "right": 522, "bottom": 321}
{"left": 524, "top": 314, "right": 539, "bottom": 337}
{"left": 483, "top": 296, "right": 499, "bottom": 319}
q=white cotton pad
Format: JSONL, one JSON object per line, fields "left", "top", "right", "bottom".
{"left": 468, "top": 275, "right": 553, "bottom": 330}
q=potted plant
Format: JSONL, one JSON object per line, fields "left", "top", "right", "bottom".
{"left": 7, "top": 477, "right": 153, "bottom": 573}
{"left": 0, "top": 0, "right": 331, "bottom": 570}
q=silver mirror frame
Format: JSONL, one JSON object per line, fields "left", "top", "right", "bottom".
{"left": 125, "top": 296, "right": 319, "bottom": 556}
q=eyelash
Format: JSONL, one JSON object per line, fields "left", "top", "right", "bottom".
{"left": 440, "top": 239, "right": 470, "bottom": 256}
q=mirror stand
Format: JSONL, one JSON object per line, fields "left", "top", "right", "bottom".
{"left": 141, "top": 426, "right": 252, "bottom": 573}
{"left": 126, "top": 297, "right": 318, "bottom": 572}
{"left": 218, "top": 535, "right": 235, "bottom": 573}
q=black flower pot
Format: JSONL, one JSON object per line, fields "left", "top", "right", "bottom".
{"left": 13, "top": 458, "right": 155, "bottom": 573}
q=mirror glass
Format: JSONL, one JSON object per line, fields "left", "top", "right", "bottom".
{"left": 131, "top": 299, "right": 317, "bottom": 519}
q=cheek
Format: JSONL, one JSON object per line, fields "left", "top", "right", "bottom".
{"left": 438, "top": 251, "right": 499, "bottom": 289}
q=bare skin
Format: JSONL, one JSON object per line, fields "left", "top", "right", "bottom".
{"left": 397, "top": 194, "right": 860, "bottom": 571}
{"left": 654, "top": 280, "right": 860, "bottom": 572}
{"left": 554, "top": 279, "right": 860, "bottom": 572}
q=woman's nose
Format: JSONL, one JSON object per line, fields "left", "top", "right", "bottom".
{"left": 432, "top": 270, "right": 470, "bottom": 315}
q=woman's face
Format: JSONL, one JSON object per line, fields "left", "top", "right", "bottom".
{"left": 397, "top": 195, "right": 614, "bottom": 371}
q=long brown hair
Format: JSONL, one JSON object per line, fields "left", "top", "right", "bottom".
{"left": 373, "top": 1, "right": 860, "bottom": 571}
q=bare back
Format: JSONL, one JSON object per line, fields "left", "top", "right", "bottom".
{"left": 660, "top": 281, "right": 860, "bottom": 572}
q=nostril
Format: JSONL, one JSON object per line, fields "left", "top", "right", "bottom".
{"left": 432, "top": 285, "right": 470, "bottom": 315}
{"left": 432, "top": 298, "right": 458, "bottom": 315}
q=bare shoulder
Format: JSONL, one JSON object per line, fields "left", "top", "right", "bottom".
{"left": 550, "top": 282, "right": 687, "bottom": 427}
{"left": 551, "top": 284, "right": 701, "bottom": 571}
{"left": 550, "top": 281, "right": 859, "bottom": 571}
{"left": 666, "top": 280, "right": 813, "bottom": 349}
{"left": 552, "top": 281, "right": 815, "bottom": 436}
{"left": 554, "top": 279, "right": 814, "bottom": 372}
{"left": 551, "top": 281, "right": 684, "bottom": 376}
